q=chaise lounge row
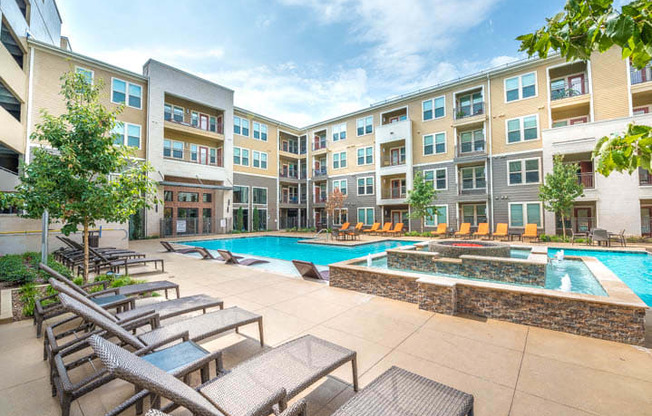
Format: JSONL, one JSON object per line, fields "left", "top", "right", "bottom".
{"left": 431, "top": 222, "right": 540, "bottom": 241}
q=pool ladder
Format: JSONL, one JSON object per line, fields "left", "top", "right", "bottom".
{"left": 313, "top": 229, "right": 329, "bottom": 240}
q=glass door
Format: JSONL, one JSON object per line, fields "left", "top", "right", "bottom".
{"left": 199, "top": 146, "right": 208, "bottom": 165}
{"left": 574, "top": 207, "right": 593, "bottom": 232}
{"left": 568, "top": 74, "right": 585, "bottom": 95}
{"left": 200, "top": 114, "right": 209, "bottom": 130}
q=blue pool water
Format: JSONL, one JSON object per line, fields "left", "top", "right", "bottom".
{"left": 548, "top": 248, "right": 652, "bottom": 306}
{"left": 182, "top": 236, "right": 412, "bottom": 266}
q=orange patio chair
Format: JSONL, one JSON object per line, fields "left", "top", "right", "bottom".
{"left": 521, "top": 223, "right": 539, "bottom": 242}
{"left": 363, "top": 223, "right": 380, "bottom": 233}
{"left": 454, "top": 223, "right": 471, "bottom": 238}
{"left": 493, "top": 223, "right": 508, "bottom": 240}
{"left": 388, "top": 223, "right": 404, "bottom": 236}
{"left": 473, "top": 223, "right": 489, "bottom": 239}
{"left": 430, "top": 223, "right": 448, "bottom": 237}
{"left": 355, "top": 222, "right": 363, "bottom": 230}
{"left": 338, "top": 222, "right": 350, "bottom": 231}
{"left": 375, "top": 222, "right": 393, "bottom": 235}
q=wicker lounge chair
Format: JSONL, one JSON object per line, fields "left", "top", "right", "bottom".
{"left": 292, "top": 260, "right": 329, "bottom": 281}
{"left": 454, "top": 223, "right": 471, "bottom": 238}
{"left": 362, "top": 223, "right": 380, "bottom": 234}
{"left": 44, "top": 278, "right": 223, "bottom": 364}
{"left": 430, "top": 223, "right": 448, "bottom": 237}
{"left": 79, "top": 247, "right": 165, "bottom": 276}
{"left": 90, "top": 333, "right": 357, "bottom": 416}
{"left": 52, "top": 293, "right": 237, "bottom": 416}
{"left": 521, "top": 223, "right": 539, "bottom": 242}
{"left": 34, "top": 264, "right": 178, "bottom": 337}
{"left": 492, "top": 223, "right": 508, "bottom": 240}
{"left": 473, "top": 223, "right": 489, "bottom": 239}
{"left": 217, "top": 249, "right": 269, "bottom": 266}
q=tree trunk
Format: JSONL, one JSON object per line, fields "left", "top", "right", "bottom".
{"left": 83, "top": 219, "right": 89, "bottom": 283}
{"left": 420, "top": 217, "right": 424, "bottom": 233}
{"left": 561, "top": 213, "right": 566, "bottom": 239}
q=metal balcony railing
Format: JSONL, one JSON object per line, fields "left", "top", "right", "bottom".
{"left": 280, "top": 144, "right": 299, "bottom": 154}
{"left": 458, "top": 182, "right": 487, "bottom": 195}
{"left": 577, "top": 172, "right": 594, "bottom": 189}
{"left": 456, "top": 141, "right": 486, "bottom": 157}
{"left": 279, "top": 171, "right": 298, "bottom": 179}
{"left": 313, "top": 168, "right": 327, "bottom": 177}
{"left": 630, "top": 65, "right": 652, "bottom": 85}
{"left": 381, "top": 156, "right": 406, "bottom": 167}
{"left": 164, "top": 115, "right": 224, "bottom": 134}
{"left": 314, "top": 195, "right": 327, "bottom": 204}
{"left": 280, "top": 196, "right": 299, "bottom": 204}
{"left": 313, "top": 140, "right": 327, "bottom": 151}
{"left": 550, "top": 79, "right": 590, "bottom": 100}
{"left": 453, "top": 102, "right": 485, "bottom": 120}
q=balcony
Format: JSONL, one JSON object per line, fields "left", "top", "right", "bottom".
{"left": 313, "top": 168, "right": 327, "bottom": 178}
{"left": 458, "top": 184, "right": 487, "bottom": 196}
{"left": 313, "top": 137, "right": 327, "bottom": 152}
{"left": 164, "top": 117, "right": 225, "bottom": 141}
{"left": 279, "top": 170, "right": 299, "bottom": 181}
{"left": 455, "top": 140, "right": 486, "bottom": 159}
{"left": 375, "top": 119, "right": 411, "bottom": 145}
{"left": 630, "top": 65, "right": 652, "bottom": 85}
{"left": 551, "top": 78, "right": 589, "bottom": 101}
{"left": 454, "top": 102, "right": 485, "bottom": 120}
{"left": 280, "top": 196, "right": 299, "bottom": 204}
{"left": 577, "top": 172, "right": 594, "bottom": 189}
{"left": 314, "top": 195, "right": 327, "bottom": 204}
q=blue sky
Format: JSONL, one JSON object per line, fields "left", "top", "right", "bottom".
{"left": 57, "top": 0, "right": 566, "bottom": 126}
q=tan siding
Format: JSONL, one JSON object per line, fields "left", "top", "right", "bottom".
{"left": 233, "top": 110, "right": 279, "bottom": 176}
{"left": 590, "top": 48, "right": 630, "bottom": 120}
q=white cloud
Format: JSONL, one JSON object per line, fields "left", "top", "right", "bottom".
{"left": 88, "top": 47, "right": 225, "bottom": 73}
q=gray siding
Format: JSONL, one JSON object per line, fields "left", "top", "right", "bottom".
{"left": 234, "top": 173, "right": 278, "bottom": 231}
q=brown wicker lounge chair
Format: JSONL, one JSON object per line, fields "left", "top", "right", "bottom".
{"left": 217, "top": 249, "right": 269, "bottom": 266}
{"left": 89, "top": 333, "right": 357, "bottom": 416}
{"left": 292, "top": 260, "right": 329, "bottom": 281}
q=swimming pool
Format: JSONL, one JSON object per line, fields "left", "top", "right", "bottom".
{"left": 548, "top": 248, "right": 652, "bottom": 306}
{"left": 182, "top": 236, "right": 413, "bottom": 266}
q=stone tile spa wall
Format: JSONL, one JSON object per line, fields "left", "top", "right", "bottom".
{"left": 386, "top": 249, "right": 546, "bottom": 286}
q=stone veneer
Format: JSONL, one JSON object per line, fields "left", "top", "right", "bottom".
{"left": 386, "top": 249, "right": 546, "bottom": 286}
{"left": 329, "top": 256, "right": 646, "bottom": 345}
{"left": 428, "top": 240, "right": 511, "bottom": 258}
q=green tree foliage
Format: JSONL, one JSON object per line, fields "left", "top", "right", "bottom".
{"left": 406, "top": 172, "right": 438, "bottom": 233}
{"left": 252, "top": 207, "right": 260, "bottom": 232}
{"left": 5, "top": 71, "right": 158, "bottom": 282}
{"left": 236, "top": 206, "right": 244, "bottom": 232}
{"left": 539, "top": 156, "right": 585, "bottom": 237}
{"left": 517, "top": 0, "right": 652, "bottom": 176}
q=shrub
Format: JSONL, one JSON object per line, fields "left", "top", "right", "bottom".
{"left": 19, "top": 283, "right": 39, "bottom": 317}
{"left": 0, "top": 255, "right": 37, "bottom": 284}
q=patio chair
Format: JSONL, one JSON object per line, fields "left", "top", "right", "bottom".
{"left": 52, "top": 293, "right": 254, "bottom": 416}
{"left": 44, "top": 278, "right": 223, "bottom": 364}
{"left": 292, "top": 260, "right": 329, "bottom": 281}
{"left": 387, "top": 223, "right": 404, "bottom": 236}
{"left": 375, "top": 222, "right": 393, "bottom": 235}
{"left": 217, "top": 250, "right": 269, "bottom": 266}
{"left": 609, "top": 229, "right": 626, "bottom": 247}
{"left": 79, "top": 247, "right": 165, "bottom": 276}
{"left": 454, "top": 223, "right": 471, "bottom": 238}
{"left": 90, "top": 333, "right": 357, "bottom": 416}
{"left": 331, "top": 228, "right": 343, "bottom": 241}
{"left": 591, "top": 228, "right": 610, "bottom": 246}
{"left": 362, "top": 223, "right": 380, "bottom": 234}
{"left": 354, "top": 222, "right": 364, "bottom": 230}
{"left": 345, "top": 227, "right": 362, "bottom": 240}
{"left": 492, "top": 223, "right": 508, "bottom": 240}
{"left": 430, "top": 223, "right": 448, "bottom": 237}
{"left": 160, "top": 241, "right": 209, "bottom": 255}
{"left": 56, "top": 237, "right": 142, "bottom": 267}
{"left": 570, "top": 228, "right": 589, "bottom": 245}
{"left": 34, "top": 263, "right": 179, "bottom": 337}
{"left": 473, "top": 223, "right": 489, "bottom": 239}
{"left": 521, "top": 224, "right": 539, "bottom": 242}
{"left": 338, "top": 222, "right": 351, "bottom": 231}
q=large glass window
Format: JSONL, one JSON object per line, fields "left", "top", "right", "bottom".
{"left": 459, "top": 129, "right": 484, "bottom": 153}
{"left": 425, "top": 206, "right": 447, "bottom": 227}
{"left": 423, "top": 133, "right": 446, "bottom": 155}
{"left": 332, "top": 179, "right": 347, "bottom": 195}
{"left": 509, "top": 158, "right": 540, "bottom": 185}
{"left": 423, "top": 96, "right": 445, "bottom": 120}
{"left": 253, "top": 122, "right": 268, "bottom": 140}
{"left": 333, "top": 152, "right": 346, "bottom": 169}
{"left": 357, "top": 177, "right": 374, "bottom": 195}
{"left": 507, "top": 115, "right": 538, "bottom": 143}
{"left": 332, "top": 123, "right": 347, "bottom": 141}
{"left": 461, "top": 166, "right": 486, "bottom": 190}
{"left": 178, "top": 192, "right": 199, "bottom": 202}
{"left": 505, "top": 72, "right": 536, "bottom": 102}
{"left": 357, "top": 208, "right": 375, "bottom": 225}
{"left": 76, "top": 67, "right": 93, "bottom": 84}
{"left": 112, "top": 79, "right": 126, "bottom": 104}
{"left": 114, "top": 80, "right": 143, "bottom": 108}
{"left": 357, "top": 147, "right": 373, "bottom": 165}
{"left": 173, "top": 106, "right": 183, "bottom": 122}
{"left": 126, "top": 124, "right": 141, "bottom": 148}
{"left": 128, "top": 84, "right": 142, "bottom": 108}
{"left": 424, "top": 168, "right": 447, "bottom": 190}
{"left": 510, "top": 202, "right": 542, "bottom": 227}
{"left": 164, "top": 104, "right": 172, "bottom": 121}
{"left": 172, "top": 141, "right": 183, "bottom": 159}
{"left": 462, "top": 204, "right": 487, "bottom": 226}
{"left": 233, "top": 186, "right": 249, "bottom": 203}
{"left": 252, "top": 187, "right": 267, "bottom": 204}
{"left": 356, "top": 116, "right": 373, "bottom": 136}
{"left": 190, "top": 144, "right": 198, "bottom": 162}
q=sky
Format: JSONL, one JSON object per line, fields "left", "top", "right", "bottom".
{"left": 56, "top": 0, "right": 567, "bottom": 127}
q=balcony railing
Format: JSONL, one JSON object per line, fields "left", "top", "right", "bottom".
{"left": 165, "top": 116, "right": 224, "bottom": 135}
{"left": 280, "top": 196, "right": 299, "bottom": 204}
{"left": 456, "top": 141, "right": 486, "bottom": 157}
{"left": 313, "top": 168, "right": 327, "bottom": 177}
{"left": 314, "top": 195, "right": 326, "bottom": 204}
{"left": 381, "top": 156, "right": 406, "bottom": 167}
{"left": 550, "top": 79, "right": 590, "bottom": 100}
{"left": 280, "top": 144, "right": 299, "bottom": 154}
{"left": 458, "top": 183, "right": 487, "bottom": 195}
{"left": 313, "top": 140, "right": 327, "bottom": 151}
{"left": 577, "top": 172, "right": 594, "bottom": 189}
{"left": 630, "top": 65, "right": 652, "bottom": 85}
{"left": 279, "top": 171, "right": 298, "bottom": 179}
{"left": 453, "top": 102, "right": 485, "bottom": 120}
{"left": 381, "top": 189, "right": 406, "bottom": 199}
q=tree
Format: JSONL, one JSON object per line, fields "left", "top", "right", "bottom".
{"left": 406, "top": 172, "right": 438, "bottom": 233}
{"left": 236, "top": 207, "right": 244, "bottom": 232}
{"left": 324, "top": 188, "right": 347, "bottom": 229}
{"left": 5, "top": 71, "right": 158, "bottom": 282}
{"left": 539, "top": 155, "right": 585, "bottom": 237}
{"left": 517, "top": 0, "right": 652, "bottom": 176}
{"left": 252, "top": 207, "right": 259, "bottom": 232}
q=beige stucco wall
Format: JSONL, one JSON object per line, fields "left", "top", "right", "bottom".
{"left": 233, "top": 109, "right": 281, "bottom": 177}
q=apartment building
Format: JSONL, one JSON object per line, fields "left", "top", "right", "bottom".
{"left": 1, "top": 0, "right": 651, "bottom": 252}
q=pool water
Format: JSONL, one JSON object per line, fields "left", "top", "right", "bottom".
{"left": 548, "top": 248, "right": 652, "bottom": 306}
{"left": 366, "top": 256, "right": 606, "bottom": 296}
{"left": 182, "top": 236, "right": 413, "bottom": 266}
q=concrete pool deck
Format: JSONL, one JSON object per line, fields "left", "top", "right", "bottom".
{"left": 0, "top": 236, "right": 651, "bottom": 415}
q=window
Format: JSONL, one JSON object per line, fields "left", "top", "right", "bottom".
{"left": 0, "top": 81, "right": 20, "bottom": 121}
{"left": 209, "top": 116, "right": 217, "bottom": 132}
{"left": 210, "top": 148, "right": 217, "bottom": 165}
{"left": 333, "top": 152, "right": 346, "bottom": 169}
{"left": 173, "top": 106, "right": 183, "bottom": 123}
{"left": 507, "top": 115, "right": 538, "bottom": 143}
{"left": 163, "top": 139, "right": 171, "bottom": 157}
{"left": 164, "top": 104, "right": 172, "bottom": 121}
{"left": 459, "top": 129, "right": 484, "bottom": 153}
{"left": 128, "top": 83, "right": 142, "bottom": 108}
{"left": 461, "top": 166, "right": 486, "bottom": 190}
{"left": 233, "top": 186, "right": 249, "bottom": 203}
{"left": 423, "top": 132, "right": 446, "bottom": 155}
{"left": 126, "top": 124, "right": 141, "bottom": 148}
{"left": 111, "top": 79, "right": 126, "bottom": 104}
{"left": 423, "top": 96, "right": 445, "bottom": 120}
{"left": 508, "top": 158, "right": 540, "bottom": 185}
{"left": 190, "top": 144, "right": 198, "bottom": 162}
{"left": 234, "top": 116, "right": 249, "bottom": 136}
{"left": 356, "top": 116, "right": 373, "bottom": 136}
{"left": 510, "top": 202, "right": 542, "bottom": 227}
{"left": 333, "top": 208, "right": 348, "bottom": 226}
{"left": 424, "top": 168, "right": 447, "bottom": 190}
{"left": 164, "top": 191, "right": 173, "bottom": 201}
{"left": 172, "top": 141, "right": 183, "bottom": 158}
{"left": 75, "top": 67, "right": 93, "bottom": 84}
{"left": 357, "top": 147, "right": 373, "bottom": 165}
{"left": 357, "top": 176, "right": 374, "bottom": 195}
{"left": 425, "top": 206, "right": 448, "bottom": 227}
{"left": 234, "top": 147, "right": 250, "bottom": 166}
{"left": 252, "top": 187, "right": 267, "bottom": 204}
{"left": 357, "top": 208, "right": 375, "bottom": 226}
{"left": 112, "top": 123, "right": 140, "bottom": 148}
{"left": 252, "top": 151, "right": 268, "bottom": 169}
{"left": 332, "top": 179, "right": 347, "bottom": 195}
{"left": 178, "top": 192, "right": 199, "bottom": 202}
{"left": 462, "top": 204, "right": 487, "bottom": 226}
{"left": 505, "top": 72, "right": 536, "bottom": 102}
{"left": 203, "top": 193, "right": 212, "bottom": 203}
{"left": 191, "top": 112, "right": 199, "bottom": 127}
{"left": 253, "top": 122, "right": 268, "bottom": 140}
{"left": 332, "top": 123, "right": 347, "bottom": 141}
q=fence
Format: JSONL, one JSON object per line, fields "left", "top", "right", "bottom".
{"left": 160, "top": 217, "right": 230, "bottom": 237}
